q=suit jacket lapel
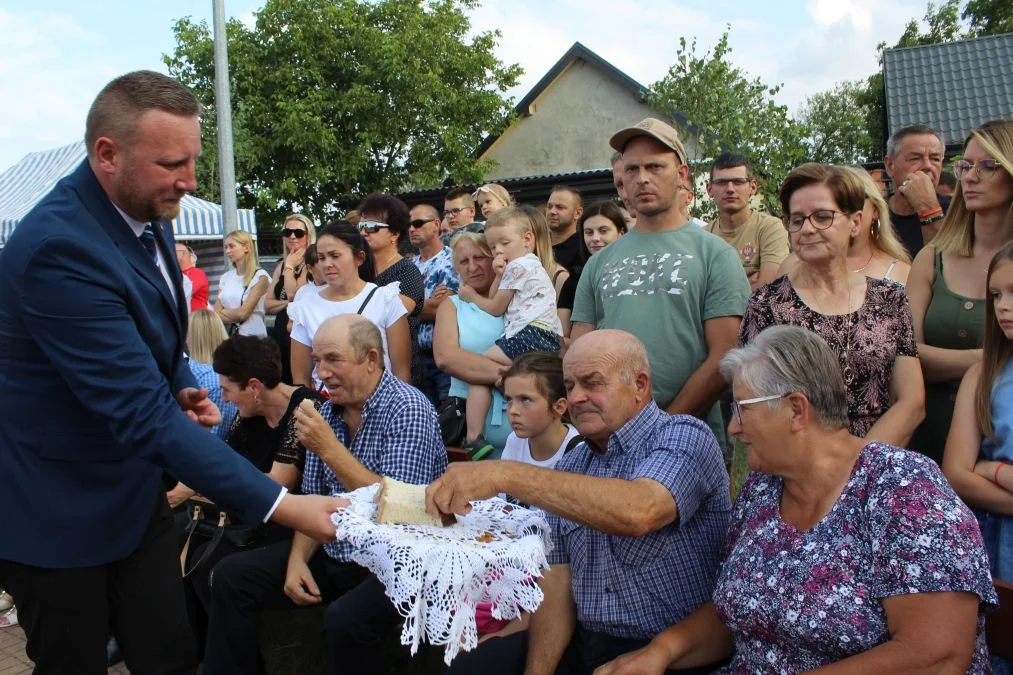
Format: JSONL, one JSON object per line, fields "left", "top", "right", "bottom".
{"left": 68, "top": 161, "right": 184, "bottom": 337}
{"left": 152, "top": 220, "right": 190, "bottom": 329}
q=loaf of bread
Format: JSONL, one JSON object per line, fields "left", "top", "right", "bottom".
{"left": 375, "top": 477, "right": 455, "bottom": 527}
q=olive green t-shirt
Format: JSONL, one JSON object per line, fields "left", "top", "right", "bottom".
{"left": 706, "top": 210, "right": 790, "bottom": 276}
{"left": 571, "top": 225, "right": 751, "bottom": 440}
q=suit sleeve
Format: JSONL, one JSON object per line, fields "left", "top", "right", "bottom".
{"left": 18, "top": 237, "right": 282, "bottom": 524}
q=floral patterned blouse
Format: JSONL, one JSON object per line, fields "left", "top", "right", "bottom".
{"left": 713, "top": 442, "right": 997, "bottom": 674}
{"left": 740, "top": 276, "right": 917, "bottom": 437}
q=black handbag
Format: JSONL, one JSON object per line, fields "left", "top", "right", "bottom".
{"left": 179, "top": 502, "right": 262, "bottom": 577}
{"left": 438, "top": 396, "right": 467, "bottom": 447}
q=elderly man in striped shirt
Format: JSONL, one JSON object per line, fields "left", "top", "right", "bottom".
{"left": 428, "top": 330, "right": 732, "bottom": 675}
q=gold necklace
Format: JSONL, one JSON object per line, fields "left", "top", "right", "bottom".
{"left": 850, "top": 251, "right": 875, "bottom": 274}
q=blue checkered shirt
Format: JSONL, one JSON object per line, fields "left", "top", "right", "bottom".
{"left": 412, "top": 246, "right": 460, "bottom": 350}
{"left": 188, "top": 360, "right": 235, "bottom": 441}
{"left": 547, "top": 402, "right": 731, "bottom": 639}
{"left": 301, "top": 369, "right": 448, "bottom": 562}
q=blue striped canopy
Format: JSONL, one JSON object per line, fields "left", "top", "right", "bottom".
{"left": 0, "top": 141, "right": 257, "bottom": 246}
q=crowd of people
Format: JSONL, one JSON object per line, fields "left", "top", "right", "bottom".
{"left": 1, "top": 69, "right": 1012, "bottom": 675}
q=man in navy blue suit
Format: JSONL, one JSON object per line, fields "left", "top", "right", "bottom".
{"left": 0, "top": 71, "right": 347, "bottom": 674}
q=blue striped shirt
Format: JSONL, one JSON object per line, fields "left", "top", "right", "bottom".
{"left": 547, "top": 402, "right": 731, "bottom": 639}
{"left": 188, "top": 361, "right": 235, "bottom": 441}
{"left": 301, "top": 369, "right": 448, "bottom": 561}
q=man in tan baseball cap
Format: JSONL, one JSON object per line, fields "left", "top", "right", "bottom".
{"left": 609, "top": 117, "right": 688, "bottom": 165}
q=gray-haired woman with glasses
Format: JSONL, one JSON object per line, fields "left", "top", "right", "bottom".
{"left": 596, "top": 325, "right": 996, "bottom": 675}
{"left": 907, "top": 119, "right": 1013, "bottom": 464}
{"left": 739, "top": 163, "right": 924, "bottom": 444}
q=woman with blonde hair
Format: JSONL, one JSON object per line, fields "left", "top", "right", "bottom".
{"left": 777, "top": 167, "right": 912, "bottom": 284}
{"left": 472, "top": 183, "right": 513, "bottom": 219}
{"left": 185, "top": 309, "right": 235, "bottom": 440}
{"left": 266, "top": 213, "right": 316, "bottom": 382}
{"left": 216, "top": 230, "right": 271, "bottom": 336}
{"left": 909, "top": 119, "right": 1013, "bottom": 463}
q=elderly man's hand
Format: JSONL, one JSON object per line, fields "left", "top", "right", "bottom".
{"left": 593, "top": 643, "right": 672, "bottom": 675}
{"left": 294, "top": 400, "right": 338, "bottom": 456}
{"left": 426, "top": 462, "right": 504, "bottom": 517}
{"left": 897, "top": 171, "right": 940, "bottom": 213}
{"left": 177, "top": 387, "right": 221, "bottom": 429}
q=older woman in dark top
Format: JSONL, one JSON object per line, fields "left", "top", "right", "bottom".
{"left": 358, "top": 193, "right": 425, "bottom": 387}
{"left": 597, "top": 325, "right": 996, "bottom": 675}
{"left": 740, "top": 163, "right": 924, "bottom": 444}
{"left": 171, "top": 335, "right": 325, "bottom": 648}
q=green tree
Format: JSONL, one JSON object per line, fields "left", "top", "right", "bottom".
{"left": 649, "top": 29, "right": 807, "bottom": 219}
{"left": 963, "top": 0, "right": 1013, "bottom": 34}
{"left": 797, "top": 81, "right": 877, "bottom": 165}
{"left": 165, "top": 0, "right": 521, "bottom": 226}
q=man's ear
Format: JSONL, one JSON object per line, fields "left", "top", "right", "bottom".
{"left": 634, "top": 370, "right": 651, "bottom": 403}
{"left": 92, "top": 136, "right": 119, "bottom": 176}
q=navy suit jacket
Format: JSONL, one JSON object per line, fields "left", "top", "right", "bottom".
{"left": 0, "top": 161, "right": 282, "bottom": 568}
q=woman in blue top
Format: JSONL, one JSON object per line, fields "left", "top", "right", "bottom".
{"left": 433, "top": 232, "right": 510, "bottom": 455}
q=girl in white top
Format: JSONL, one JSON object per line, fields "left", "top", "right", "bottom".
{"left": 216, "top": 230, "right": 271, "bottom": 336}
{"left": 458, "top": 207, "right": 564, "bottom": 457}
{"left": 288, "top": 221, "right": 412, "bottom": 385}
{"left": 499, "top": 352, "right": 580, "bottom": 470}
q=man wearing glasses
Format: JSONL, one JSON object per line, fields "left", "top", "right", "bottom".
{"left": 440, "top": 187, "right": 485, "bottom": 244}
{"left": 409, "top": 203, "right": 460, "bottom": 406}
{"left": 175, "top": 242, "right": 209, "bottom": 310}
{"left": 884, "top": 124, "right": 949, "bottom": 258}
{"left": 705, "top": 153, "right": 789, "bottom": 291}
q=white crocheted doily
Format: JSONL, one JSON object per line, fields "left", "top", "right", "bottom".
{"left": 331, "top": 483, "right": 552, "bottom": 663}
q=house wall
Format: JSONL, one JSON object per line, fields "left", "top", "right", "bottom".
{"left": 479, "top": 59, "right": 661, "bottom": 180}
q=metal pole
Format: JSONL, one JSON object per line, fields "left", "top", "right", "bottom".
{"left": 212, "top": 0, "right": 239, "bottom": 235}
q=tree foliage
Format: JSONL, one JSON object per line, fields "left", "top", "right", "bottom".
{"left": 797, "top": 81, "right": 877, "bottom": 165}
{"left": 165, "top": 0, "right": 521, "bottom": 226}
{"left": 648, "top": 29, "right": 807, "bottom": 219}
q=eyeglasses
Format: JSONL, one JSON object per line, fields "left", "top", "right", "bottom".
{"left": 409, "top": 218, "right": 434, "bottom": 229}
{"left": 730, "top": 393, "right": 791, "bottom": 425}
{"left": 281, "top": 228, "right": 307, "bottom": 238}
{"left": 357, "top": 220, "right": 390, "bottom": 234}
{"left": 711, "top": 178, "right": 751, "bottom": 188}
{"left": 784, "top": 209, "right": 842, "bottom": 233}
{"left": 445, "top": 207, "right": 470, "bottom": 217}
{"left": 954, "top": 159, "right": 1000, "bottom": 181}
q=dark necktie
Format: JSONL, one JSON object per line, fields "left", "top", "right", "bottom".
{"left": 139, "top": 224, "right": 158, "bottom": 263}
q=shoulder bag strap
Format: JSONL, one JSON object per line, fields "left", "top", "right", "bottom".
{"left": 355, "top": 285, "right": 380, "bottom": 315}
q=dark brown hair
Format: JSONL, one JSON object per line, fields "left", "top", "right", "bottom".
{"left": 502, "top": 352, "right": 566, "bottom": 407}
{"left": 977, "top": 241, "right": 1013, "bottom": 439}
{"left": 213, "top": 335, "right": 282, "bottom": 389}
{"left": 577, "top": 201, "right": 627, "bottom": 260}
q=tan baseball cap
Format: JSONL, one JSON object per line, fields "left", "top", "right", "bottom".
{"left": 609, "top": 118, "right": 687, "bottom": 164}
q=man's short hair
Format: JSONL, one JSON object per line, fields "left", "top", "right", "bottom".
{"left": 444, "top": 187, "right": 474, "bottom": 207}
{"left": 710, "top": 153, "right": 753, "bottom": 180}
{"left": 213, "top": 335, "right": 283, "bottom": 389}
{"left": 85, "top": 71, "right": 201, "bottom": 158}
{"left": 412, "top": 203, "right": 440, "bottom": 222}
{"left": 886, "top": 124, "right": 945, "bottom": 158}
{"left": 346, "top": 317, "right": 386, "bottom": 366}
{"left": 609, "top": 151, "right": 624, "bottom": 167}
{"left": 549, "top": 185, "right": 583, "bottom": 208}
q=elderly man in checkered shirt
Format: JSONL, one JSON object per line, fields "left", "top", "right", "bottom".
{"left": 428, "top": 330, "right": 732, "bottom": 675}
{"left": 203, "top": 314, "right": 447, "bottom": 675}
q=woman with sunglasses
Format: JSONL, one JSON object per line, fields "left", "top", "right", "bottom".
{"left": 357, "top": 193, "right": 425, "bottom": 388}
{"left": 266, "top": 213, "right": 316, "bottom": 383}
{"left": 740, "top": 163, "right": 924, "bottom": 445}
{"left": 908, "top": 119, "right": 1013, "bottom": 464}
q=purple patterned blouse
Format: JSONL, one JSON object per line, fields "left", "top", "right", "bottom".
{"left": 713, "top": 442, "right": 998, "bottom": 673}
{"left": 740, "top": 276, "right": 917, "bottom": 437}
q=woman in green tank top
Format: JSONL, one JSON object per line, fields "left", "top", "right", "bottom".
{"left": 908, "top": 120, "right": 1013, "bottom": 464}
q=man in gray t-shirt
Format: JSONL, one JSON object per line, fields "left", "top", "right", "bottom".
{"left": 571, "top": 118, "right": 750, "bottom": 441}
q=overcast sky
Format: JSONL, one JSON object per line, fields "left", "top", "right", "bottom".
{"left": 0, "top": 0, "right": 933, "bottom": 170}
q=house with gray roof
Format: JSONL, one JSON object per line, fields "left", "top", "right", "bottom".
{"left": 883, "top": 32, "right": 1013, "bottom": 152}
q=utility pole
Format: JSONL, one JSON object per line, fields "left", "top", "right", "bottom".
{"left": 212, "top": 0, "right": 238, "bottom": 235}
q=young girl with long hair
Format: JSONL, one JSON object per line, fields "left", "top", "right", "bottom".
{"left": 458, "top": 207, "right": 564, "bottom": 458}
{"left": 943, "top": 242, "right": 1013, "bottom": 674}
{"left": 216, "top": 230, "right": 272, "bottom": 336}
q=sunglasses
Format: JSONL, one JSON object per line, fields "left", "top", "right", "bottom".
{"left": 409, "top": 218, "right": 435, "bottom": 229}
{"left": 282, "top": 228, "right": 307, "bottom": 238}
{"left": 358, "top": 220, "right": 390, "bottom": 234}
